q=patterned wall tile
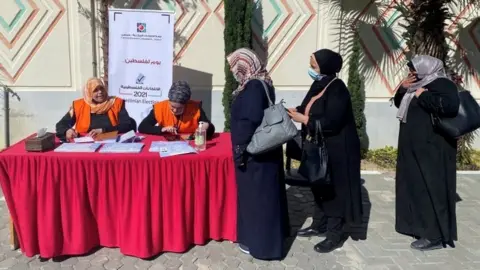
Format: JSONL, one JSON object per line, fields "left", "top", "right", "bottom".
{"left": 0, "top": 0, "right": 26, "bottom": 32}
{"left": 353, "top": 0, "right": 407, "bottom": 95}
{"left": 448, "top": 0, "right": 480, "bottom": 88}
{"left": 214, "top": 0, "right": 316, "bottom": 74}
{"left": 130, "top": 0, "right": 213, "bottom": 64}
{"left": 0, "top": 0, "right": 65, "bottom": 83}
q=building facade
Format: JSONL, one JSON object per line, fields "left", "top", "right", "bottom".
{"left": 0, "top": 0, "right": 479, "bottom": 148}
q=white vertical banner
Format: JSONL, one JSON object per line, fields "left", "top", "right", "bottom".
{"left": 108, "top": 9, "right": 174, "bottom": 127}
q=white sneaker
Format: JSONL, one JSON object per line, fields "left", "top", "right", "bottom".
{"left": 238, "top": 244, "right": 250, "bottom": 254}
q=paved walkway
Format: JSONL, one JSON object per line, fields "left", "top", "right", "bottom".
{"left": 0, "top": 173, "right": 479, "bottom": 270}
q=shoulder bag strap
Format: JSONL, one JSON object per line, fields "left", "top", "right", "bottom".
{"left": 258, "top": 80, "right": 274, "bottom": 106}
{"left": 304, "top": 78, "right": 339, "bottom": 116}
{"left": 323, "top": 77, "right": 339, "bottom": 92}
{"left": 314, "top": 120, "right": 325, "bottom": 143}
{"left": 311, "top": 78, "right": 339, "bottom": 142}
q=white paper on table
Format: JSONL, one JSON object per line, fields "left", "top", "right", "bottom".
{"left": 99, "top": 143, "right": 144, "bottom": 153}
{"left": 154, "top": 141, "right": 197, "bottom": 157}
{"left": 118, "top": 130, "right": 136, "bottom": 143}
{"left": 54, "top": 143, "right": 102, "bottom": 153}
{"left": 97, "top": 138, "right": 118, "bottom": 143}
{"left": 73, "top": 136, "right": 95, "bottom": 143}
{"left": 149, "top": 141, "right": 187, "bottom": 152}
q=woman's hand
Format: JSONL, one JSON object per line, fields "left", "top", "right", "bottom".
{"left": 287, "top": 109, "right": 309, "bottom": 125}
{"left": 402, "top": 74, "right": 417, "bottom": 88}
{"left": 415, "top": 87, "right": 426, "bottom": 97}
{"left": 288, "top": 107, "right": 297, "bottom": 113}
{"left": 161, "top": 126, "right": 178, "bottom": 134}
{"left": 66, "top": 129, "right": 78, "bottom": 141}
{"left": 88, "top": 128, "right": 103, "bottom": 138}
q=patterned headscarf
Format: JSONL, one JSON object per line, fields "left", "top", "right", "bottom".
{"left": 168, "top": 81, "right": 191, "bottom": 104}
{"left": 83, "top": 78, "right": 116, "bottom": 114}
{"left": 227, "top": 48, "right": 272, "bottom": 97}
{"left": 397, "top": 55, "right": 448, "bottom": 123}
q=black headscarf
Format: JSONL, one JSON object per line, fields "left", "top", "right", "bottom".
{"left": 314, "top": 49, "right": 343, "bottom": 76}
{"left": 298, "top": 49, "right": 343, "bottom": 113}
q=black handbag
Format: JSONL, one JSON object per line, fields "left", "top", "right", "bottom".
{"left": 297, "top": 120, "right": 331, "bottom": 186}
{"left": 431, "top": 90, "right": 480, "bottom": 138}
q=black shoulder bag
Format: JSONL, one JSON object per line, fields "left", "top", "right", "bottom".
{"left": 431, "top": 90, "right": 480, "bottom": 139}
{"left": 297, "top": 120, "right": 331, "bottom": 186}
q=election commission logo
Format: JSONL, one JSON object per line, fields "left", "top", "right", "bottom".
{"left": 137, "top": 23, "right": 146, "bottom": 33}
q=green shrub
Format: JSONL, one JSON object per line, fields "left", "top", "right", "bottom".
{"left": 366, "top": 146, "right": 480, "bottom": 170}
{"left": 366, "top": 146, "right": 397, "bottom": 169}
{"left": 347, "top": 31, "right": 369, "bottom": 159}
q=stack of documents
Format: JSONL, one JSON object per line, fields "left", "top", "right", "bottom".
{"left": 54, "top": 143, "right": 102, "bottom": 153}
{"left": 149, "top": 141, "right": 197, "bottom": 157}
{"left": 149, "top": 141, "right": 187, "bottom": 152}
{"left": 72, "top": 130, "right": 144, "bottom": 144}
{"left": 99, "top": 143, "right": 144, "bottom": 153}
{"left": 73, "top": 137, "right": 95, "bottom": 143}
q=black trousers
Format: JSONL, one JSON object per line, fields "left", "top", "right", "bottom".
{"left": 311, "top": 185, "right": 344, "bottom": 242}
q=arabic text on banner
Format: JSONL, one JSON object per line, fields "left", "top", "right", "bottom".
{"left": 108, "top": 9, "right": 175, "bottom": 126}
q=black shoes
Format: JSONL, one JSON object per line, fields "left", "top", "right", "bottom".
{"left": 298, "top": 226, "right": 347, "bottom": 253}
{"left": 314, "top": 238, "right": 344, "bottom": 253}
{"left": 410, "top": 238, "right": 443, "bottom": 251}
{"left": 296, "top": 226, "right": 327, "bottom": 237}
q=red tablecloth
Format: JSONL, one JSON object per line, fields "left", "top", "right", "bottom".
{"left": 0, "top": 133, "right": 237, "bottom": 258}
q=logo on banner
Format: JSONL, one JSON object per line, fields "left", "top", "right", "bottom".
{"left": 136, "top": 73, "right": 145, "bottom": 84}
{"left": 137, "top": 23, "right": 146, "bottom": 33}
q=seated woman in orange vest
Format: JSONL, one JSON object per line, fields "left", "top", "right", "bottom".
{"left": 55, "top": 77, "right": 133, "bottom": 141}
{"left": 138, "top": 80, "right": 215, "bottom": 138}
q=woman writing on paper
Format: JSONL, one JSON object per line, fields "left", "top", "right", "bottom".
{"left": 138, "top": 81, "right": 215, "bottom": 138}
{"left": 55, "top": 78, "right": 134, "bottom": 142}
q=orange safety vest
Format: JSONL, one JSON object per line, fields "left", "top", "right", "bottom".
{"left": 153, "top": 100, "right": 201, "bottom": 134}
{"left": 72, "top": 98, "right": 124, "bottom": 133}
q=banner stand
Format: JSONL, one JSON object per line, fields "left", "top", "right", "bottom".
{"left": 108, "top": 9, "right": 175, "bottom": 126}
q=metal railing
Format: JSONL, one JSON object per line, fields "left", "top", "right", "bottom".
{"left": 1, "top": 81, "right": 20, "bottom": 148}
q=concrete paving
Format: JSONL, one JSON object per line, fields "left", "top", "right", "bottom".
{"left": 0, "top": 173, "right": 479, "bottom": 270}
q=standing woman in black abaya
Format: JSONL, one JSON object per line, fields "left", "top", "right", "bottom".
{"left": 228, "top": 48, "right": 290, "bottom": 260}
{"left": 394, "top": 55, "right": 459, "bottom": 251}
{"left": 288, "top": 49, "right": 363, "bottom": 253}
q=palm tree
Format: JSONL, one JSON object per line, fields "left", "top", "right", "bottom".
{"left": 401, "top": 0, "right": 452, "bottom": 62}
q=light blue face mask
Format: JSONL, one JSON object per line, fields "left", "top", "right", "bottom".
{"left": 308, "top": 68, "right": 324, "bottom": 81}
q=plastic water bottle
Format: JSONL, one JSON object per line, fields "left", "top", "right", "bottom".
{"left": 195, "top": 122, "right": 207, "bottom": 151}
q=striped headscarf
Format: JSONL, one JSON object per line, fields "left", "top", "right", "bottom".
{"left": 227, "top": 48, "right": 272, "bottom": 97}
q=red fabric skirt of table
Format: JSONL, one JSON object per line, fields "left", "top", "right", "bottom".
{"left": 0, "top": 133, "right": 237, "bottom": 258}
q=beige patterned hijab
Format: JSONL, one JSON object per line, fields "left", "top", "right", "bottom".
{"left": 227, "top": 48, "right": 273, "bottom": 97}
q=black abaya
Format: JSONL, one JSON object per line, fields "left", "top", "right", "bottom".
{"left": 394, "top": 77, "right": 459, "bottom": 246}
{"left": 230, "top": 79, "right": 290, "bottom": 260}
{"left": 297, "top": 75, "right": 363, "bottom": 231}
